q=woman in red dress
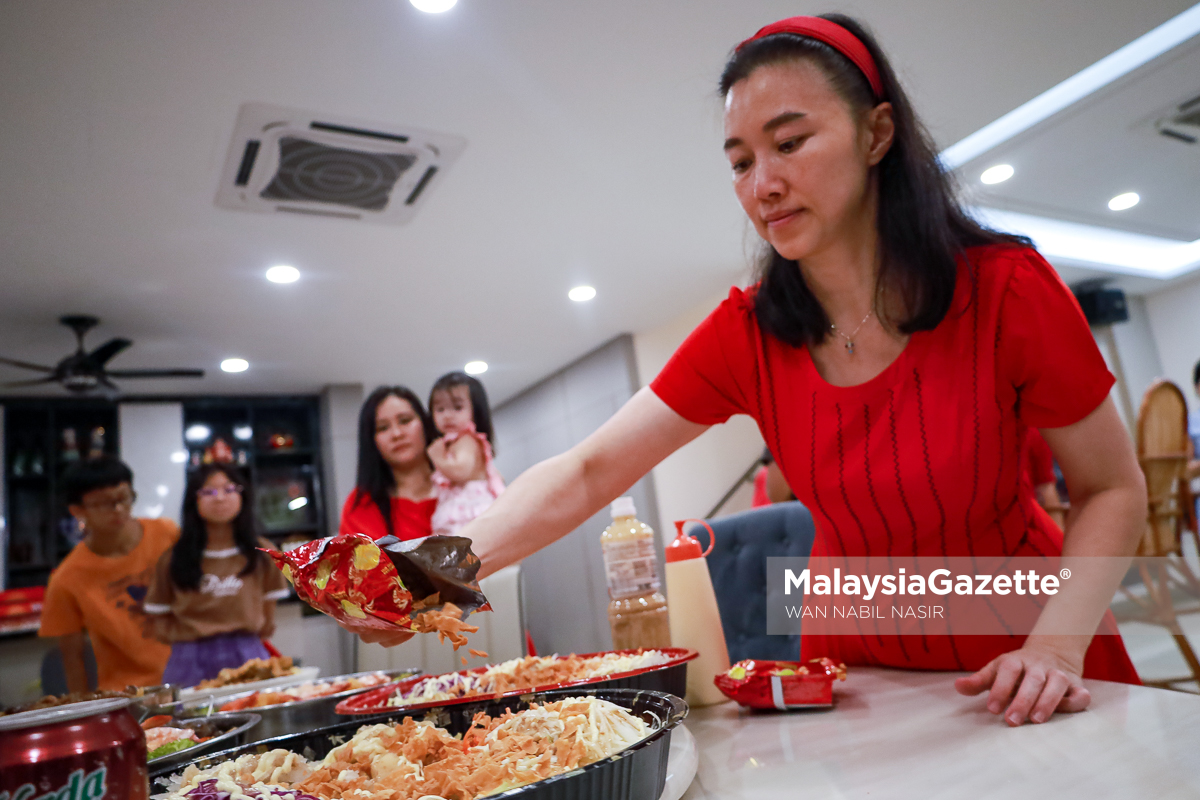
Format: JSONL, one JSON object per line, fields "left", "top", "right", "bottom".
{"left": 349, "top": 15, "right": 1147, "bottom": 726}
{"left": 339, "top": 386, "right": 440, "bottom": 542}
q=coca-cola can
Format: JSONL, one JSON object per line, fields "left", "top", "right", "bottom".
{"left": 0, "top": 696, "right": 148, "bottom": 800}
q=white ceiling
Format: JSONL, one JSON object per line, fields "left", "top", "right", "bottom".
{"left": 954, "top": 15, "right": 1200, "bottom": 294}
{"left": 1, "top": 0, "right": 1196, "bottom": 401}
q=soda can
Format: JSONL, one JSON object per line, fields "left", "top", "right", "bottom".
{"left": 0, "top": 696, "right": 148, "bottom": 800}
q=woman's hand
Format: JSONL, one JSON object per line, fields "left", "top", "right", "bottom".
{"left": 426, "top": 437, "right": 450, "bottom": 470}
{"left": 954, "top": 639, "right": 1090, "bottom": 725}
{"left": 341, "top": 619, "right": 414, "bottom": 648}
{"left": 428, "top": 435, "right": 484, "bottom": 484}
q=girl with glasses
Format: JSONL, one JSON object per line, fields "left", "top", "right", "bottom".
{"left": 146, "top": 463, "right": 290, "bottom": 687}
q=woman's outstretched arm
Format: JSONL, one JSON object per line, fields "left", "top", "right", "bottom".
{"left": 350, "top": 387, "right": 708, "bottom": 645}
{"left": 467, "top": 387, "right": 709, "bottom": 578}
{"left": 955, "top": 396, "right": 1146, "bottom": 724}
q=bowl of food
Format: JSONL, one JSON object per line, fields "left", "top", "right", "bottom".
{"left": 159, "top": 670, "right": 418, "bottom": 741}
{"left": 177, "top": 656, "right": 316, "bottom": 701}
{"left": 336, "top": 648, "right": 697, "bottom": 717}
{"left": 1, "top": 684, "right": 182, "bottom": 722}
{"left": 152, "top": 687, "right": 688, "bottom": 800}
{"left": 713, "top": 658, "right": 847, "bottom": 710}
{"left": 144, "top": 712, "right": 260, "bottom": 770}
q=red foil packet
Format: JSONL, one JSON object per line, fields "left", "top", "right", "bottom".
{"left": 713, "top": 658, "right": 847, "bottom": 709}
{"left": 264, "top": 533, "right": 489, "bottom": 632}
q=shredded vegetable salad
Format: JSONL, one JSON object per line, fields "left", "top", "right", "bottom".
{"left": 218, "top": 672, "right": 393, "bottom": 711}
{"left": 388, "top": 651, "right": 673, "bottom": 706}
{"left": 159, "top": 696, "right": 652, "bottom": 800}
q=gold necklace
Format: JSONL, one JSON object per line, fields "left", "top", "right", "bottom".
{"left": 830, "top": 311, "right": 872, "bottom": 355}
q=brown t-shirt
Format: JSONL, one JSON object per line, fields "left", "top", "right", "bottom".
{"left": 39, "top": 518, "right": 180, "bottom": 690}
{"left": 144, "top": 538, "right": 290, "bottom": 641}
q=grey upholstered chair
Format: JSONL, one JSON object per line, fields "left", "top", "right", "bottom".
{"left": 703, "top": 501, "right": 816, "bottom": 663}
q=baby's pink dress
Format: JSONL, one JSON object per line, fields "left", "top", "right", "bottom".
{"left": 431, "top": 425, "right": 505, "bottom": 537}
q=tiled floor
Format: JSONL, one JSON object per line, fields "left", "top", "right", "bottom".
{"left": 1113, "top": 536, "right": 1200, "bottom": 693}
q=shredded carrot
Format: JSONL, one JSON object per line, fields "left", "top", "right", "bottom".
{"left": 411, "top": 602, "right": 479, "bottom": 651}
{"left": 467, "top": 648, "right": 488, "bottom": 659}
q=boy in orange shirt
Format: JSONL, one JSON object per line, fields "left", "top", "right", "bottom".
{"left": 39, "top": 456, "right": 179, "bottom": 691}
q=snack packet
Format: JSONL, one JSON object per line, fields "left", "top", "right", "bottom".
{"left": 264, "top": 534, "right": 490, "bottom": 644}
{"left": 713, "top": 658, "right": 847, "bottom": 709}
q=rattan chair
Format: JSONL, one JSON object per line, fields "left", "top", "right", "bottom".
{"left": 1118, "top": 380, "right": 1200, "bottom": 688}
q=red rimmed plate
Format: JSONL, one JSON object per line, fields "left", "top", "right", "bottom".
{"left": 335, "top": 647, "right": 698, "bottom": 715}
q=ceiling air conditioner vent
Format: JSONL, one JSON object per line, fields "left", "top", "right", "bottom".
{"left": 1155, "top": 92, "right": 1200, "bottom": 145}
{"left": 215, "top": 103, "right": 466, "bottom": 225}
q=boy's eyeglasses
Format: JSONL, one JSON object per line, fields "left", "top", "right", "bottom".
{"left": 197, "top": 485, "right": 243, "bottom": 499}
{"left": 82, "top": 492, "right": 137, "bottom": 512}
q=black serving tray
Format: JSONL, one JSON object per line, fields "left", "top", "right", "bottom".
{"left": 151, "top": 687, "right": 688, "bottom": 800}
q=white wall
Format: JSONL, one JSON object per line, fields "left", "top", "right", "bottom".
{"left": 118, "top": 402, "right": 186, "bottom": 524}
{"left": 317, "top": 383, "right": 363, "bottom": 676}
{"left": 0, "top": 407, "right": 6, "bottom": 590}
{"left": 493, "top": 335, "right": 656, "bottom": 656}
{"left": 319, "top": 383, "right": 363, "bottom": 532}
{"left": 1145, "top": 273, "right": 1200, "bottom": 415}
{"left": 632, "top": 291, "right": 766, "bottom": 527}
{"left": 1093, "top": 295, "right": 1168, "bottom": 430}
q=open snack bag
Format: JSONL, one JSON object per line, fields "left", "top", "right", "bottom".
{"left": 264, "top": 533, "right": 491, "bottom": 648}
{"left": 714, "top": 658, "right": 847, "bottom": 709}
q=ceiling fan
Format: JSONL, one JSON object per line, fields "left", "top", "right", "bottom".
{"left": 0, "top": 315, "right": 204, "bottom": 394}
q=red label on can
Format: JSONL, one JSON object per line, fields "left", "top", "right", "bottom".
{"left": 2, "top": 766, "right": 110, "bottom": 800}
{"left": 0, "top": 700, "right": 148, "bottom": 800}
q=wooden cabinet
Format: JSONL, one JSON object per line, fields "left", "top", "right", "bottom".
{"left": 181, "top": 397, "right": 326, "bottom": 553}
{"left": 2, "top": 395, "right": 327, "bottom": 590}
{"left": 3, "top": 400, "right": 119, "bottom": 588}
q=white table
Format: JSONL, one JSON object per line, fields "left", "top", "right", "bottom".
{"left": 679, "top": 667, "right": 1200, "bottom": 799}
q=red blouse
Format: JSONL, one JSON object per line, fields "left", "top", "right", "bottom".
{"left": 339, "top": 489, "right": 436, "bottom": 542}
{"left": 1021, "top": 427, "right": 1057, "bottom": 493}
{"left": 651, "top": 244, "right": 1138, "bottom": 683}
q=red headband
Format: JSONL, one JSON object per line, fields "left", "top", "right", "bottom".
{"left": 737, "top": 16, "right": 884, "bottom": 100}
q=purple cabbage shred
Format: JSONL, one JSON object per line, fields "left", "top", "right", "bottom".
{"left": 183, "top": 778, "right": 321, "bottom": 800}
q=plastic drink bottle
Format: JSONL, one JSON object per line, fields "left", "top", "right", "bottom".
{"left": 664, "top": 519, "right": 731, "bottom": 706}
{"left": 601, "top": 497, "right": 672, "bottom": 650}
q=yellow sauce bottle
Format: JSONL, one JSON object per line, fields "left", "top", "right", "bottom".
{"left": 601, "top": 497, "right": 672, "bottom": 650}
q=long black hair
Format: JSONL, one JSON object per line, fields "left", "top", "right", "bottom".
{"left": 719, "top": 13, "right": 1029, "bottom": 347}
{"left": 429, "top": 371, "right": 496, "bottom": 450}
{"left": 170, "top": 463, "right": 259, "bottom": 591}
{"left": 353, "top": 386, "right": 438, "bottom": 539}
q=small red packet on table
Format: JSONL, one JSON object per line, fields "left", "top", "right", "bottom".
{"left": 714, "top": 658, "right": 847, "bottom": 709}
{"left": 264, "top": 533, "right": 491, "bottom": 645}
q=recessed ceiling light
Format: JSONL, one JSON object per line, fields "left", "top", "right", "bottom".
{"left": 184, "top": 425, "right": 211, "bottom": 442}
{"left": 411, "top": 0, "right": 456, "bottom": 12}
{"left": 1108, "top": 192, "right": 1140, "bottom": 211}
{"left": 233, "top": 425, "right": 253, "bottom": 441}
{"left": 266, "top": 265, "right": 300, "bottom": 283}
{"left": 221, "top": 358, "right": 249, "bottom": 373}
{"left": 568, "top": 286, "right": 597, "bottom": 302}
{"left": 980, "top": 164, "right": 1014, "bottom": 185}
{"left": 464, "top": 360, "right": 488, "bottom": 375}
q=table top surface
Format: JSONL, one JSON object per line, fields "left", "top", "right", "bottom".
{"left": 680, "top": 667, "right": 1200, "bottom": 800}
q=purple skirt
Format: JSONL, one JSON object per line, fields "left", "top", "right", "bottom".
{"left": 163, "top": 631, "right": 269, "bottom": 688}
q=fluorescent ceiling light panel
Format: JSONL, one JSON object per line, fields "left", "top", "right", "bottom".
{"left": 266, "top": 265, "right": 300, "bottom": 283}
{"left": 971, "top": 207, "right": 1200, "bottom": 279}
{"left": 980, "top": 164, "right": 1014, "bottom": 185}
{"left": 464, "top": 360, "right": 488, "bottom": 375}
{"left": 1107, "top": 192, "right": 1140, "bottom": 211}
{"left": 941, "top": 4, "right": 1200, "bottom": 169}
